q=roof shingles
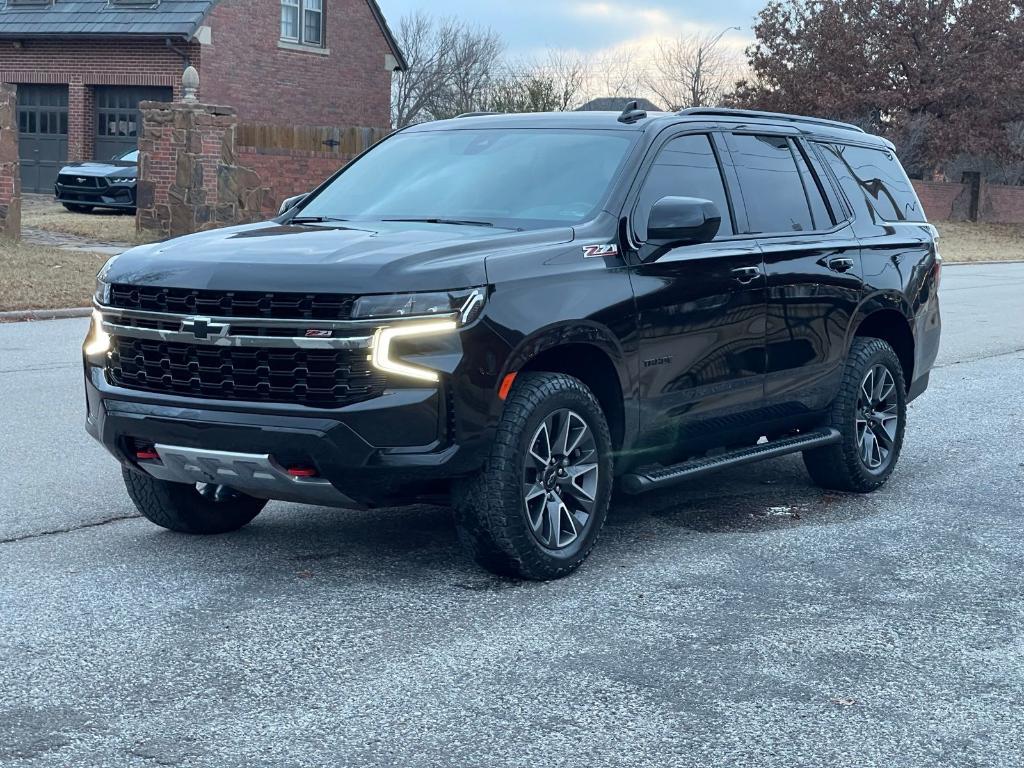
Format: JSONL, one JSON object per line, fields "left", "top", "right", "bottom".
{"left": 0, "top": 0, "right": 218, "bottom": 38}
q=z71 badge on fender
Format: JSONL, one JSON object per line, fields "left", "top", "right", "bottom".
{"left": 582, "top": 243, "right": 620, "bottom": 258}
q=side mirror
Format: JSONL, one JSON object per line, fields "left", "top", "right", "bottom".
{"left": 647, "top": 196, "right": 721, "bottom": 246}
{"left": 279, "top": 193, "right": 309, "bottom": 216}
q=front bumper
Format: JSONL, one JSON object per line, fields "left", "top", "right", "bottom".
{"left": 55, "top": 182, "right": 136, "bottom": 209}
{"left": 85, "top": 364, "right": 493, "bottom": 507}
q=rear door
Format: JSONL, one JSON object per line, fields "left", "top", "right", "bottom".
{"left": 628, "top": 130, "right": 767, "bottom": 452}
{"left": 17, "top": 85, "right": 68, "bottom": 193}
{"left": 723, "top": 130, "right": 863, "bottom": 415}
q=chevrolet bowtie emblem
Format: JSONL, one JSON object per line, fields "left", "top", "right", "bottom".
{"left": 180, "top": 316, "right": 229, "bottom": 340}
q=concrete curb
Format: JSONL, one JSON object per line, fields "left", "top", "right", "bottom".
{"left": 0, "top": 307, "right": 91, "bottom": 323}
{"left": 944, "top": 259, "right": 1024, "bottom": 266}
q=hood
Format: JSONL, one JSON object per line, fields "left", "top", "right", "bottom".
{"left": 100, "top": 220, "right": 576, "bottom": 296}
{"left": 59, "top": 161, "right": 137, "bottom": 178}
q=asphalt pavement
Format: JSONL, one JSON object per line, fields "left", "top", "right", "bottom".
{"left": 1, "top": 263, "right": 1023, "bottom": 767}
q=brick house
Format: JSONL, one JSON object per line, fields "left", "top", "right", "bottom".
{"left": 0, "top": 0, "right": 405, "bottom": 193}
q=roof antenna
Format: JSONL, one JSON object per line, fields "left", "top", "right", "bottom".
{"left": 618, "top": 100, "right": 647, "bottom": 124}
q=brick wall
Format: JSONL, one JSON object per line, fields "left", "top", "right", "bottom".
{"left": 983, "top": 184, "right": 1024, "bottom": 224}
{"left": 235, "top": 121, "right": 385, "bottom": 213}
{"left": 0, "top": 39, "right": 195, "bottom": 161}
{"left": 236, "top": 148, "right": 345, "bottom": 214}
{"left": 200, "top": 0, "right": 393, "bottom": 129}
{"left": 912, "top": 181, "right": 969, "bottom": 221}
{"left": 913, "top": 179, "right": 1024, "bottom": 224}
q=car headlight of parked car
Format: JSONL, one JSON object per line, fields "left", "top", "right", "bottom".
{"left": 359, "top": 288, "right": 487, "bottom": 382}
{"left": 109, "top": 177, "right": 136, "bottom": 185}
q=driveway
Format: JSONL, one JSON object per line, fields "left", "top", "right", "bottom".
{"left": 1, "top": 263, "right": 1022, "bottom": 767}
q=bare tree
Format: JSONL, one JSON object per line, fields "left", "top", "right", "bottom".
{"left": 589, "top": 48, "right": 644, "bottom": 102}
{"left": 645, "top": 31, "right": 741, "bottom": 111}
{"left": 391, "top": 12, "right": 454, "bottom": 128}
{"left": 423, "top": 22, "right": 505, "bottom": 120}
{"left": 391, "top": 13, "right": 504, "bottom": 127}
{"left": 489, "top": 50, "right": 591, "bottom": 113}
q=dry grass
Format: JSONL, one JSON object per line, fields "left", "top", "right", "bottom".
{"left": 935, "top": 222, "right": 1024, "bottom": 263}
{"left": 22, "top": 207, "right": 155, "bottom": 245}
{"left": 0, "top": 241, "right": 108, "bottom": 312}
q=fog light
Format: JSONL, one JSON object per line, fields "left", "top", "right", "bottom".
{"left": 84, "top": 309, "right": 111, "bottom": 357}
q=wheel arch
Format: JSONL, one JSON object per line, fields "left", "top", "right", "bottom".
{"left": 502, "top": 323, "right": 635, "bottom": 454}
{"left": 850, "top": 297, "right": 915, "bottom": 390}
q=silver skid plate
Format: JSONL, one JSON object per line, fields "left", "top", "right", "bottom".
{"left": 141, "top": 444, "right": 361, "bottom": 508}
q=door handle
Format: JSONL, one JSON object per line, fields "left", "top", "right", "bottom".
{"left": 827, "top": 257, "right": 855, "bottom": 273}
{"left": 732, "top": 266, "right": 762, "bottom": 284}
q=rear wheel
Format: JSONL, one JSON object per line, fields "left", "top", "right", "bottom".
{"left": 122, "top": 467, "right": 267, "bottom": 534}
{"left": 454, "top": 372, "right": 613, "bottom": 580}
{"left": 803, "top": 337, "right": 907, "bottom": 493}
{"left": 62, "top": 203, "right": 94, "bottom": 213}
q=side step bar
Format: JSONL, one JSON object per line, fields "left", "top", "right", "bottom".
{"left": 620, "top": 428, "right": 842, "bottom": 495}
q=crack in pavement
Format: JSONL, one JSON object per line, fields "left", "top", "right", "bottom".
{"left": 0, "top": 513, "right": 141, "bottom": 545}
{"left": 933, "top": 346, "right": 1024, "bottom": 369}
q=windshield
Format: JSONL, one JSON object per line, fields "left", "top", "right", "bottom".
{"left": 298, "top": 128, "right": 636, "bottom": 229}
{"left": 116, "top": 149, "right": 139, "bottom": 163}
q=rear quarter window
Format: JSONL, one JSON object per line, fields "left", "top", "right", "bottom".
{"left": 816, "top": 142, "right": 925, "bottom": 223}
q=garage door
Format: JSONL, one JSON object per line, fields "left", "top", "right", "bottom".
{"left": 18, "top": 85, "right": 69, "bottom": 194}
{"left": 94, "top": 86, "right": 173, "bottom": 161}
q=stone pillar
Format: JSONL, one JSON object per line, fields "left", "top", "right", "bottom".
{"left": 136, "top": 100, "right": 267, "bottom": 238}
{"left": 0, "top": 83, "right": 21, "bottom": 241}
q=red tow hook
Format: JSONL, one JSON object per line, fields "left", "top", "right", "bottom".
{"left": 287, "top": 466, "right": 319, "bottom": 479}
{"left": 136, "top": 448, "right": 160, "bottom": 461}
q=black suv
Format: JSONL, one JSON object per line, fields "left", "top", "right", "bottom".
{"left": 84, "top": 107, "right": 942, "bottom": 580}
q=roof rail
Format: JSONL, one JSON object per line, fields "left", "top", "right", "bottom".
{"left": 677, "top": 107, "right": 865, "bottom": 134}
{"left": 455, "top": 112, "right": 500, "bottom": 119}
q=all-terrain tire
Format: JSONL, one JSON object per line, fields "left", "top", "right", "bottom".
{"left": 454, "top": 372, "right": 614, "bottom": 580}
{"left": 803, "top": 337, "right": 907, "bottom": 493}
{"left": 122, "top": 467, "right": 267, "bottom": 534}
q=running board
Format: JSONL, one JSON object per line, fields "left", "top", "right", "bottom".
{"left": 620, "top": 428, "right": 842, "bottom": 495}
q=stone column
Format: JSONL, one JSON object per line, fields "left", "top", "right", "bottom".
{"left": 136, "top": 99, "right": 267, "bottom": 238}
{"left": 0, "top": 83, "right": 21, "bottom": 241}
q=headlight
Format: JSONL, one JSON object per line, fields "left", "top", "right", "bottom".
{"left": 84, "top": 310, "right": 111, "bottom": 357}
{"left": 110, "top": 177, "right": 136, "bottom": 184}
{"left": 352, "top": 288, "right": 486, "bottom": 323}
{"left": 365, "top": 289, "right": 486, "bottom": 382}
{"left": 93, "top": 276, "right": 111, "bottom": 305}
{"left": 371, "top": 319, "right": 459, "bottom": 382}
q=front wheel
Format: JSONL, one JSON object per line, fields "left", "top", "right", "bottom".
{"left": 803, "top": 337, "right": 907, "bottom": 493}
{"left": 122, "top": 467, "right": 267, "bottom": 534}
{"left": 454, "top": 372, "right": 614, "bottom": 580}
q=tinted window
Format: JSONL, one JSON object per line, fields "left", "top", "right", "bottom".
{"left": 730, "top": 134, "right": 816, "bottom": 233}
{"left": 634, "top": 134, "right": 733, "bottom": 240}
{"left": 791, "top": 141, "right": 835, "bottom": 228}
{"left": 300, "top": 129, "right": 637, "bottom": 229}
{"left": 816, "top": 143, "right": 925, "bottom": 223}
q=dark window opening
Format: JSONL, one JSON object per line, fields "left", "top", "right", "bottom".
{"left": 730, "top": 133, "right": 814, "bottom": 234}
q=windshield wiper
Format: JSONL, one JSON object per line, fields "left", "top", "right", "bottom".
{"left": 289, "top": 216, "right": 349, "bottom": 224}
{"left": 383, "top": 217, "right": 495, "bottom": 228}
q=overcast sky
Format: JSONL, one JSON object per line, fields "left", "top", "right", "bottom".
{"left": 375, "top": 1, "right": 761, "bottom": 58}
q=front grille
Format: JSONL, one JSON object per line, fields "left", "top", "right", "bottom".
{"left": 109, "top": 284, "right": 357, "bottom": 320}
{"left": 57, "top": 174, "right": 101, "bottom": 189}
{"left": 108, "top": 337, "right": 385, "bottom": 408}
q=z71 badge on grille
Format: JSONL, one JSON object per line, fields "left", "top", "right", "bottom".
{"left": 305, "top": 329, "right": 334, "bottom": 338}
{"left": 582, "top": 244, "right": 620, "bottom": 258}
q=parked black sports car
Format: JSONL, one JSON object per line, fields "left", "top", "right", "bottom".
{"left": 54, "top": 149, "right": 138, "bottom": 213}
